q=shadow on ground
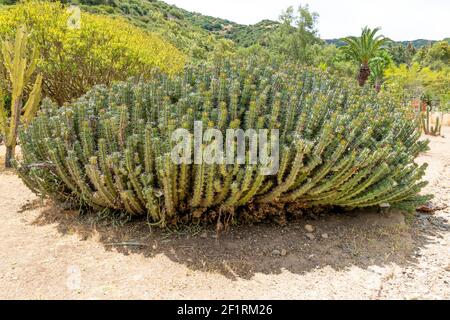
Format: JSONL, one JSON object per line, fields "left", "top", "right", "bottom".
{"left": 24, "top": 199, "right": 449, "bottom": 280}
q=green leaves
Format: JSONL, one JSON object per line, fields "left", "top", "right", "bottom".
{"left": 0, "top": 1, "right": 186, "bottom": 105}
{"left": 341, "top": 27, "right": 389, "bottom": 86}
{"left": 341, "top": 27, "right": 388, "bottom": 65}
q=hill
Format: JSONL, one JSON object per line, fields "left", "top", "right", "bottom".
{"left": 325, "top": 38, "right": 449, "bottom": 48}
{"left": 0, "top": 0, "right": 448, "bottom": 51}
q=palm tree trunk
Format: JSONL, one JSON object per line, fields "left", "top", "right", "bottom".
{"left": 374, "top": 79, "right": 381, "bottom": 93}
{"left": 358, "top": 63, "right": 370, "bottom": 86}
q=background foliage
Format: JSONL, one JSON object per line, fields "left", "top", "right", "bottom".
{"left": 0, "top": 1, "right": 186, "bottom": 105}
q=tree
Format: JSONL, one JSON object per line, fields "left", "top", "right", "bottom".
{"left": 341, "top": 27, "right": 388, "bottom": 86}
{"left": 369, "top": 50, "right": 393, "bottom": 92}
{"left": 270, "top": 5, "right": 320, "bottom": 64}
{"left": 0, "top": 27, "right": 42, "bottom": 168}
{"left": 413, "top": 41, "right": 450, "bottom": 71}
{"left": 384, "top": 62, "right": 450, "bottom": 110}
{"left": 387, "top": 42, "right": 415, "bottom": 66}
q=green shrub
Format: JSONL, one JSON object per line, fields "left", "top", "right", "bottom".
{"left": 16, "top": 59, "right": 430, "bottom": 226}
{"left": 0, "top": 1, "right": 186, "bottom": 105}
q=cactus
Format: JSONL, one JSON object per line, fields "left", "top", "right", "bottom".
{"left": 421, "top": 105, "right": 442, "bottom": 136}
{"left": 16, "top": 59, "right": 431, "bottom": 225}
{"left": 1, "top": 27, "right": 42, "bottom": 167}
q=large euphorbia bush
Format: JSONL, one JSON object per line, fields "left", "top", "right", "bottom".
{"left": 16, "top": 59, "right": 430, "bottom": 226}
{"left": 0, "top": 1, "right": 186, "bottom": 105}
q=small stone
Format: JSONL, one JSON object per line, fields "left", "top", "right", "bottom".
{"left": 306, "top": 233, "right": 315, "bottom": 240}
{"left": 200, "top": 232, "right": 208, "bottom": 239}
{"left": 417, "top": 203, "right": 437, "bottom": 214}
{"left": 304, "top": 224, "right": 315, "bottom": 233}
{"left": 271, "top": 249, "right": 281, "bottom": 256}
{"left": 321, "top": 233, "right": 329, "bottom": 239}
{"left": 379, "top": 203, "right": 391, "bottom": 213}
{"left": 280, "top": 249, "right": 287, "bottom": 256}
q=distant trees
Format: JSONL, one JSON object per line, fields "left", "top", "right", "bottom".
{"left": 269, "top": 5, "right": 320, "bottom": 65}
{"left": 414, "top": 41, "right": 450, "bottom": 70}
{"left": 382, "top": 40, "right": 450, "bottom": 112}
{"left": 341, "top": 27, "right": 388, "bottom": 86}
{"left": 384, "top": 63, "right": 450, "bottom": 111}
{"left": 387, "top": 42, "right": 416, "bottom": 66}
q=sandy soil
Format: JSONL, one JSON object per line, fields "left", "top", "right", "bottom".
{"left": 0, "top": 128, "right": 449, "bottom": 300}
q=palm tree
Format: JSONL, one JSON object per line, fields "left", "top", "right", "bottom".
{"left": 342, "top": 27, "right": 388, "bottom": 86}
{"left": 369, "top": 50, "right": 393, "bottom": 92}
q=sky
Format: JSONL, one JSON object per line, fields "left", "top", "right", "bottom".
{"left": 163, "top": 0, "right": 450, "bottom": 41}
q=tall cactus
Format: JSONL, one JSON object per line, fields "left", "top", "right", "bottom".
{"left": 421, "top": 105, "right": 442, "bottom": 136}
{"left": 1, "top": 27, "right": 42, "bottom": 167}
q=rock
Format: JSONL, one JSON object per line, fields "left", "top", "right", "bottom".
{"left": 304, "top": 224, "right": 315, "bottom": 233}
{"left": 200, "top": 231, "right": 208, "bottom": 239}
{"left": 321, "top": 233, "right": 329, "bottom": 239}
{"left": 416, "top": 202, "right": 439, "bottom": 214}
{"left": 271, "top": 249, "right": 281, "bottom": 256}
{"left": 306, "top": 233, "right": 315, "bottom": 240}
{"left": 280, "top": 249, "right": 287, "bottom": 256}
{"left": 379, "top": 203, "right": 391, "bottom": 213}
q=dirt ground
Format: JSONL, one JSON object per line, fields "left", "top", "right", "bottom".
{"left": 0, "top": 128, "right": 449, "bottom": 300}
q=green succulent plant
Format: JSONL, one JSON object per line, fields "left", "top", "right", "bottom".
{"left": 1, "top": 27, "right": 42, "bottom": 167}
{"left": 16, "top": 59, "right": 430, "bottom": 226}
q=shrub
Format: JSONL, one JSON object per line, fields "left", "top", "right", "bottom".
{"left": 0, "top": 1, "right": 186, "bottom": 105}
{"left": 16, "top": 59, "right": 430, "bottom": 226}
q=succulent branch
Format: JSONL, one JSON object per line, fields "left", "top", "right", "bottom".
{"left": 1, "top": 27, "right": 42, "bottom": 167}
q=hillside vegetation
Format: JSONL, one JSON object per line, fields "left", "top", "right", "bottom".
{"left": 2, "top": 0, "right": 445, "bottom": 52}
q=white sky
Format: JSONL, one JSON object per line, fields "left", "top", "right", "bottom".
{"left": 163, "top": 0, "right": 450, "bottom": 41}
